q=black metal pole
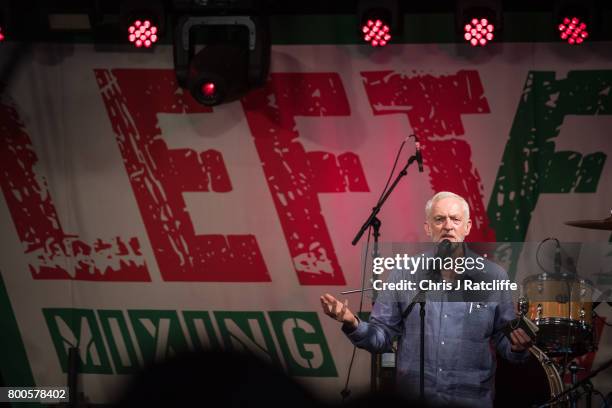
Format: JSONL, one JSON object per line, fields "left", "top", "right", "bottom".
{"left": 350, "top": 154, "right": 418, "bottom": 394}
{"left": 67, "top": 347, "right": 78, "bottom": 408}
{"left": 351, "top": 155, "right": 418, "bottom": 247}
{"left": 400, "top": 290, "right": 427, "bottom": 401}
{"left": 585, "top": 382, "right": 592, "bottom": 408}
{"left": 370, "top": 217, "right": 381, "bottom": 393}
{"left": 419, "top": 301, "right": 426, "bottom": 401}
{"left": 370, "top": 217, "right": 381, "bottom": 305}
{"left": 570, "top": 362, "right": 578, "bottom": 408}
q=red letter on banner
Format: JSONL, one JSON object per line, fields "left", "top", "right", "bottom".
{"left": 95, "top": 69, "right": 269, "bottom": 282}
{"left": 0, "top": 98, "right": 148, "bottom": 280}
{"left": 361, "top": 70, "right": 495, "bottom": 241}
{"left": 242, "top": 73, "right": 369, "bottom": 285}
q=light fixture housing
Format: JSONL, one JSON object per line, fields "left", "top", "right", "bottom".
{"left": 456, "top": 0, "right": 502, "bottom": 47}
{"left": 120, "top": 0, "right": 165, "bottom": 49}
{"left": 357, "top": 0, "right": 399, "bottom": 48}
{"left": 0, "top": 2, "right": 7, "bottom": 42}
{"left": 553, "top": 0, "right": 598, "bottom": 45}
{"left": 173, "top": 14, "right": 270, "bottom": 106}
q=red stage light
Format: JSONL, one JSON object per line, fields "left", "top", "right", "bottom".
{"left": 463, "top": 17, "right": 494, "bottom": 47}
{"left": 558, "top": 16, "right": 588, "bottom": 45}
{"left": 361, "top": 19, "right": 392, "bottom": 47}
{"left": 127, "top": 19, "right": 159, "bottom": 48}
{"left": 202, "top": 82, "right": 216, "bottom": 97}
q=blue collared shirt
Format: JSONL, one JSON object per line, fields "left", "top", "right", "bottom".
{"left": 343, "top": 257, "right": 529, "bottom": 407}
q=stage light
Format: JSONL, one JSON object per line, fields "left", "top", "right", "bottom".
{"left": 357, "top": 0, "right": 399, "bottom": 48}
{"left": 0, "top": 1, "right": 11, "bottom": 42}
{"left": 456, "top": 0, "right": 501, "bottom": 47}
{"left": 202, "top": 82, "right": 216, "bottom": 97}
{"left": 361, "top": 19, "right": 392, "bottom": 47}
{"left": 557, "top": 17, "right": 588, "bottom": 45}
{"left": 173, "top": 15, "right": 270, "bottom": 106}
{"left": 127, "top": 19, "right": 159, "bottom": 48}
{"left": 463, "top": 17, "right": 494, "bottom": 47}
{"left": 186, "top": 43, "right": 249, "bottom": 106}
{"left": 120, "top": 0, "right": 164, "bottom": 49}
{"left": 553, "top": 1, "right": 597, "bottom": 45}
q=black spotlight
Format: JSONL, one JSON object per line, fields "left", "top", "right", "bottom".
{"left": 187, "top": 43, "right": 248, "bottom": 105}
{"left": 173, "top": 13, "right": 270, "bottom": 106}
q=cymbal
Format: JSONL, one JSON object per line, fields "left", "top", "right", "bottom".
{"left": 565, "top": 216, "right": 612, "bottom": 231}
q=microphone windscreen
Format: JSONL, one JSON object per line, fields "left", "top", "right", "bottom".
{"left": 436, "top": 239, "right": 452, "bottom": 257}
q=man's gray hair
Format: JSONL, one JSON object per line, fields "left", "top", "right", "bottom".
{"left": 425, "top": 191, "right": 470, "bottom": 219}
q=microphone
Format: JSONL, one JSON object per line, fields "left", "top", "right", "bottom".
{"left": 414, "top": 136, "right": 424, "bottom": 173}
{"left": 428, "top": 239, "right": 452, "bottom": 279}
{"left": 436, "top": 239, "right": 452, "bottom": 258}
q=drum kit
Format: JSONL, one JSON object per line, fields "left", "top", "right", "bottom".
{"left": 515, "top": 212, "right": 612, "bottom": 408}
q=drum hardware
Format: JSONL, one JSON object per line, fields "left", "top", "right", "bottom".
{"left": 524, "top": 239, "right": 596, "bottom": 357}
{"left": 519, "top": 296, "right": 529, "bottom": 315}
{"left": 536, "top": 356, "right": 612, "bottom": 408}
{"left": 529, "top": 346, "right": 569, "bottom": 408}
{"left": 526, "top": 220, "right": 611, "bottom": 407}
{"left": 568, "top": 362, "right": 586, "bottom": 408}
{"left": 579, "top": 280, "right": 588, "bottom": 298}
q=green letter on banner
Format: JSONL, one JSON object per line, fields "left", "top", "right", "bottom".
{"left": 128, "top": 310, "right": 189, "bottom": 363}
{"left": 488, "top": 70, "right": 610, "bottom": 275}
{"left": 98, "top": 310, "right": 141, "bottom": 374}
{"left": 43, "top": 308, "right": 112, "bottom": 374}
{"left": 183, "top": 311, "right": 220, "bottom": 350}
{"left": 269, "top": 311, "right": 337, "bottom": 377}
{"left": 214, "top": 311, "right": 280, "bottom": 366}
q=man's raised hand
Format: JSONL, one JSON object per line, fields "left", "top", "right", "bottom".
{"left": 320, "top": 293, "right": 358, "bottom": 329}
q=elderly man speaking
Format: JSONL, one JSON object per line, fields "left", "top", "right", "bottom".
{"left": 321, "top": 192, "right": 532, "bottom": 407}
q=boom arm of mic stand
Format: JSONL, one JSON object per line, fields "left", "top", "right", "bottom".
{"left": 401, "top": 289, "right": 427, "bottom": 319}
{"left": 351, "top": 155, "right": 418, "bottom": 246}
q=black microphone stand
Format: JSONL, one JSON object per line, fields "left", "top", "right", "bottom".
{"left": 351, "top": 153, "right": 419, "bottom": 247}
{"left": 351, "top": 153, "right": 420, "bottom": 393}
{"left": 396, "top": 240, "right": 451, "bottom": 402}
{"left": 401, "top": 289, "right": 427, "bottom": 401}
{"left": 369, "top": 216, "right": 381, "bottom": 392}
